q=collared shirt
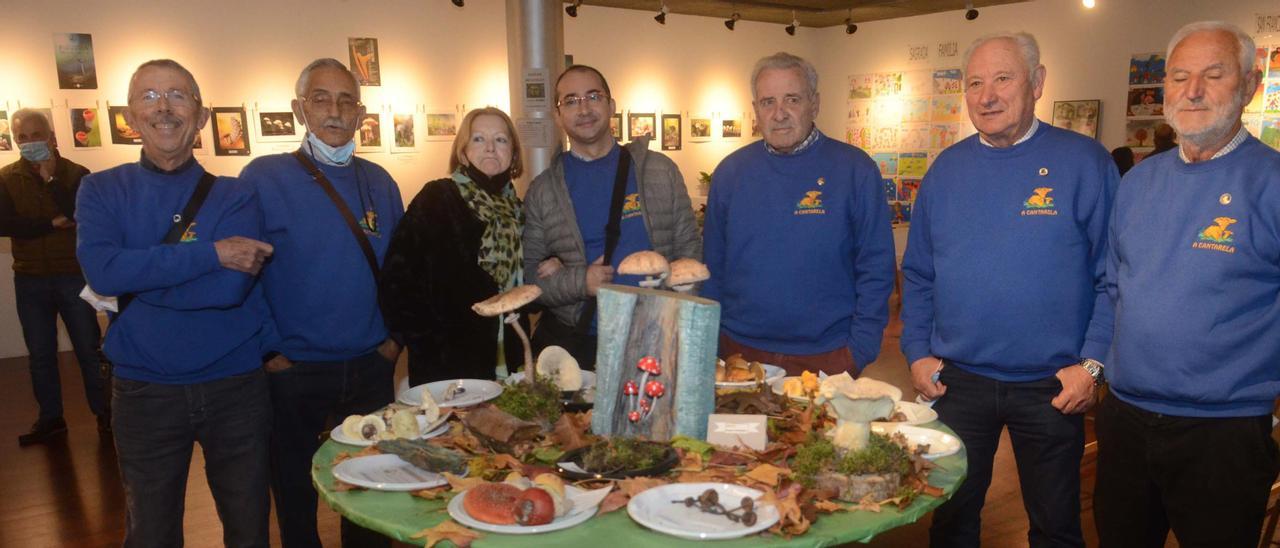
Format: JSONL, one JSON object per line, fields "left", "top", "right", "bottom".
{"left": 1178, "top": 125, "right": 1250, "bottom": 163}
{"left": 765, "top": 125, "right": 821, "bottom": 155}
{"left": 979, "top": 118, "right": 1040, "bottom": 148}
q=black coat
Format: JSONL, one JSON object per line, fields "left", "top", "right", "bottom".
{"left": 379, "top": 178, "right": 526, "bottom": 385}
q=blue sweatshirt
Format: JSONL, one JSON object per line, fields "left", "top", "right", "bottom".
{"left": 1107, "top": 137, "right": 1280, "bottom": 417}
{"left": 900, "top": 124, "right": 1117, "bottom": 382}
{"left": 76, "top": 160, "right": 269, "bottom": 384}
{"left": 563, "top": 144, "right": 653, "bottom": 289}
{"left": 242, "top": 152, "right": 404, "bottom": 362}
{"left": 703, "top": 133, "right": 895, "bottom": 368}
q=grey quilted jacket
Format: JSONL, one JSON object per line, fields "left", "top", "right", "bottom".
{"left": 522, "top": 137, "right": 701, "bottom": 326}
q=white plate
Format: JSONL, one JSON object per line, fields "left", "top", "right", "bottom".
{"left": 331, "top": 454, "right": 457, "bottom": 491}
{"left": 627, "top": 482, "right": 780, "bottom": 540}
{"left": 715, "top": 363, "right": 786, "bottom": 389}
{"left": 505, "top": 370, "right": 597, "bottom": 389}
{"left": 398, "top": 379, "right": 503, "bottom": 408}
{"left": 329, "top": 412, "right": 453, "bottom": 447}
{"left": 870, "top": 424, "right": 962, "bottom": 460}
{"left": 872, "top": 400, "right": 939, "bottom": 427}
{"left": 448, "top": 484, "right": 613, "bottom": 534}
{"left": 769, "top": 376, "right": 819, "bottom": 402}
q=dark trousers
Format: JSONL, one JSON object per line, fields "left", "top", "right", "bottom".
{"left": 1094, "top": 395, "right": 1279, "bottom": 548}
{"left": 268, "top": 352, "right": 394, "bottom": 548}
{"left": 113, "top": 369, "right": 272, "bottom": 548}
{"left": 717, "top": 331, "right": 857, "bottom": 376}
{"left": 531, "top": 314, "right": 597, "bottom": 370}
{"left": 929, "top": 364, "right": 1085, "bottom": 548}
{"left": 15, "top": 273, "right": 105, "bottom": 421}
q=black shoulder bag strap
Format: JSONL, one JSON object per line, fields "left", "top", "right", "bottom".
{"left": 114, "top": 171, "right": 218, "bottom": 320}
{"left": 574, "top": 146, "right": 633, "bottom": 334}
{"left": 291, "top": 150, "right": 380, "bottom": 279}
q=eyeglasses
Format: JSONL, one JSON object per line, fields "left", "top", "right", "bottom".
{"left": 137, "top": 89, "right": 197, "bottom": 106}
{"left": 299, "top": 94, "right": 363, "bottom": 113}
{"left": 557, "top": 92, "right": 609, "bottom": 109}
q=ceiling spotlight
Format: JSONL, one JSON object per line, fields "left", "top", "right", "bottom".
{"left": 785, "top": 11, "right": 797, "bottom": 36}
{"left": 725, "top": 12, "right": 740, "bottom": 31}
{"left": 1082, "top": 0, "right": 1095, "bottom": 7}
{"left": 566, "top": 0, "right": 580, "bottom": 17}
{"left": 845, "top": 19, "right": 857, "bottom": 34}
{"left": 964, "top": 1, "right": 978, "bottom": 20}
{"left": 451, "top": 0, "right": 464, "bottom": 6}
{"left": 655, "top": 2, "right": 667, "bottom": 24}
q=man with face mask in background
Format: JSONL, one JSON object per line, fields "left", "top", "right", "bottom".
{"left": 0, "top": 108, "right": 107, "bottom": 446}
{"left": 239, "top": 58, "right": 404, "bottom": 547}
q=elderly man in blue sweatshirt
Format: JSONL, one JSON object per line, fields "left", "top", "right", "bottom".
{"left": 239, "top": 58, "right": 404, "bottom": 547}
{"left": 1094, "top": 21, "right": 1280, "bottom": 548}
{"left": 77, "top": 59, "right": 275, "bottom": 548}
{"left": 703, "top": 52, "right": 895, "bottom": 375}
{"left": 901, "top": 33, "right": 1117, "bottom": 548}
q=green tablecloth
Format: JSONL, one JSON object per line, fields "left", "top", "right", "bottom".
{"left": 312, "top": 422, "right": 967, "bottom": 547}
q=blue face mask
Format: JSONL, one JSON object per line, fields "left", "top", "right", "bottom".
{"left": 19, "top": 141, "right": 51, "bottom": 162}
{"left": 305, "top": 132, "right": 355, "bottom": 166}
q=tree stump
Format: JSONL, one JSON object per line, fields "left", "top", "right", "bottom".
{"left": 591, "top": 284, "right": 720, "bottom": 441}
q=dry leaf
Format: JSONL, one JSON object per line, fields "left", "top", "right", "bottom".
{"left": 676, "top": 468, "right": 739, "bottom": 484}
{"left": 410, "top": 519, "right": 483, "bottom": 548}
{"left": 412, "top": 486, "right": 451, "bottom": 500}
{"left": 762, "top": 486, "right": 810, "bottom": 536}
{"left": 708, "top": 450, "right": 753, "bottom": 467}
{"left": 598, "top": 489, "right": 630, "bottom": 514}
{"left": 550, "top": 412, "right": 593, "bottom": 452}
{"left": 444, "top": 472, "right": 487, "bottom": 493}
{"left": 855, "top": 494, "right": 882, "bottom": 513}
{"left": 491, "top": 453, "right": 524, "bottom": 471}
{"left": 333, "top": 479, "right": 363, "bottom": 492}
{"left": 742, "top": 463, "right": 788, "bottom": 487}
{"left": 331, "top": 452, "right": 355, "bottom": 467}
{"left": 618, "top": 477, "right": 668, "bottom": 497}
{"left": 677, "top": 449, "right": 705, "bottom": 471}
{"left": 812, "top": 499, "right": 849, "bottom": 513}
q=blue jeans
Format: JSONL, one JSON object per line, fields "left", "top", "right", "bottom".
{"left": 929, "top": 364, "right": 1085, "bottom": 548}
{"left": 268, "top": 351, "right": 394, "bottom": 548}
{"left": 113, "top": 368, "right": 272, "bottom": 548}
{"left": 14, "top": 273, "right": 105, "bottom": 421}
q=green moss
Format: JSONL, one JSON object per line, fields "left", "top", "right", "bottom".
{"left": 493, "top": 376, "right": 561, "bottom": 423}
{"left": 791, "top": 431, "right": 914, "bottom": 487}
{"left": 792, "top": 434, "right": 836, "bottom": 488}
{"left": 580, "top": 438, "right": 667, "bottom": 472}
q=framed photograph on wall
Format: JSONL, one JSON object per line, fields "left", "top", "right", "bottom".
{"left": 628, "top": 112, "right": 655, "bottom": 142}
{"left": 53, "top": 33, "right": 97, "bottom": 89}
{"left": 1052, "top": 100, "right": 1101, "bottom": 139}
{"left": 721, "top": 117, "right": 742, "bottom": 140}
{"left": 69, "top": 107, "right": 102, "bottom": 148}
{"left": 392, "top": 112, "right": 416, "bottom": 153}
{"left": 107, "top": 106, "right": 141, "bottom": 145}
{"left": 661, "top": 113, "right": 681, "bottom": 151}
{"left": 356, "top": 112, "right": 383, "bottom": 153}
{"left": 689, "top": 115, "right": 712, "bottom": 142}
{"left": 348, "top": 37, "right": 380, "bottom": 86}
{"left": 425, "top": 113, "right": 457, "bottom": 141}
{"left": 0, "top": 110, "right": 11, "bottom": 151}
{"left": 211, "top": 107, "right": 251, "bottom": 156}
{"left": 1126, "top": 89, "right": 1163, "bottom": 117}
{"left": 609, "top": 113, "right": 623, "bottom": 141}
{"left": 256, "top": 111, "right": 300, "bottom": 142}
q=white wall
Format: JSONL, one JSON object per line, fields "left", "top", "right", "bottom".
{"left": 0, "top": 0, "right": 1275, "bottom": 357}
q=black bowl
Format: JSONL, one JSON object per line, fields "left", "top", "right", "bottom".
{"left": 555, "top": 442, "right": 679, "bottom": 481}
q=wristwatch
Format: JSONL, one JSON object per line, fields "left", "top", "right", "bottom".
{"left": 1080, "top": 358, "right": 1105, "bottom": 386}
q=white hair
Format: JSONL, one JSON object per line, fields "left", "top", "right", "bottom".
{"left": 294, "top": 58, "right": 359, "bottom": 98}
{"left": 1166, "top": 21, "right": 1256, "bottom": 78}
{"left": 11, "top": 108, "right": 52, "bottom": 132}
{"left": 963, "top": 32, "right": 1042, "bottom": 81}
{"left": 750, "top": 52, "right": 819, "bottom": 101}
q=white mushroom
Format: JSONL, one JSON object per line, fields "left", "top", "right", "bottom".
{"left": 816, "top": 373, "right": 901, "bottom": 452}
{"left": 536, "top": 345, "right": 583, "bottom": 391}
{"left": 472, "top": 284, "right": 543, "bottom": 382}
{"left": 666, "top": 258, "right": 710, "bottom": 293}
{"left": 618, "top": 251, "right": 670, "bottom": 288}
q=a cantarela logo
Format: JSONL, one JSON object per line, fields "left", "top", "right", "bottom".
{"left": 1021, "top": 187, "right": 1057, "bottom": 216}
{"left": 795, "top": 191, "right": 825, "bottom": 215}
{"left": 179, "top": 222, "right": 198, "bottom": 243}
{"left": 359, "top": 210, "right": 380, "bottom": 236}
{"left": 1193, "top": 216, "right": 1237, "bottom": 253}
{"left": 622, "top": 193, "right": 642, "bottom": 219}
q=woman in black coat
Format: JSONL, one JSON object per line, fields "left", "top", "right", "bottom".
{"left": 380, "top": 107, "right": 530, "bottom": 385}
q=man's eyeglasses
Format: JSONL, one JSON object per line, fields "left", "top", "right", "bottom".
{"left": 137, "top": 89, "right": 197, "bottom": 106}
{"left": 299, "top": 95, "right": 363, "bottom": 112}
{"left": 557, "top": 92, "right": 608, "bottom": 109}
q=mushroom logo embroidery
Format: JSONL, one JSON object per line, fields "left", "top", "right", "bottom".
{"left": 179, "top": 222, "right": 199, "bottom": 243}
{"left": 622, "top": 193, "right": 643, "bottom": 219}
{"left": 795, "top": 190, "right": 825, "bottom": 215}
{"left": 1193, "top": 217, "right": 1238, "bottom": 254}
{"left": 1021, "top": 187, "right": 1058, "bottom": 216}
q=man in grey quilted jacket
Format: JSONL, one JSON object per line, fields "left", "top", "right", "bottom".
{"left": 523, "top": 65, "right": 699, "bottom": 366}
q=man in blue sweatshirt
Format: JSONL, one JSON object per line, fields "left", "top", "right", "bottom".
{"left": 900, "top": 33, "right": 1116, "bottom": 547}
{"left": 703, "top": 52, "right": 894, "bottom": 375}
{"left": 1094, "top": 21, "right": 1280, "bottom": 548}
{"left": 77, "top": 59, "right": 275, "bottom": 548}
{"left": 239, "top": 58, "right": 403, "bottom": 548}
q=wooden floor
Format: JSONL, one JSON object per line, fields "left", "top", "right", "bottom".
{"left": 0, "top": 309, "right": 1213, "bottom": 547}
